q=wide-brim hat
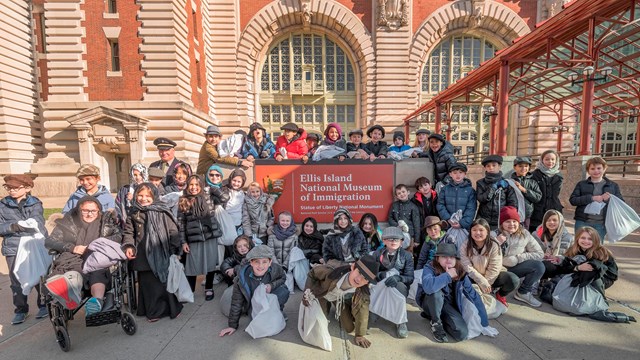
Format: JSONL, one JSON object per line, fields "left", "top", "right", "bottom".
{"left": 153, "top": 137, "right": 177, "bottom": 149}
{"left": 435, "top": 243, "right": 458, "bottom": 258}
{"left": 366, "top": 125, "right": 385, "bottom": 138}
{"left": 204, "top": 125, "right": 221, "bottom": 136}
{"left": 481, "top": 154, "right": 503, "bottom": 166}
{"left": 355, "top": 254, "right": 379, "bottom": 284}
{"left": 424, "top": 216, "right": 449, "bottom": 230}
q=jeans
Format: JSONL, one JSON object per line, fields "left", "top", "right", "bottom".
{"left": 270, "top": 284, "right": 290, "bottom": 311}
{"left": 421, "top": 290, "right": 468, "bottom": 341}
{"left": 6, "top": 256, "right": 44, "bottom": 314}
{"left": 575, "top": 220, "right": 607, "bottom": 242}
{"left": 492, "top": 271, "right": 520, "bottom": 296}
{"left": 506, "top": 259, "right": 545, "bottom": 294}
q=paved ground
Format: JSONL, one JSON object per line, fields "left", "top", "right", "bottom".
{"left": 0, "top": 205, "right": 638, "bottom": 359}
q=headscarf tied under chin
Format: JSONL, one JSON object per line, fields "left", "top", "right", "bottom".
{"left": 206, "top": 165, "right": 224, "bottom": 188}
{"left": 129, "top": 163, "right": 148, "bottom": 185}
{"left": 132, "top": 183, "right": 177, "bottom": 283}
{"left": 536, "top": 150, "right": 561, "bottom": 176}
{"left": 323, "top": 122, "right": 343, "bottom": 145}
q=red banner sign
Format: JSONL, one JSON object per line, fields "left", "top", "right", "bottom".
{"left": 254, "top": 160, "right": 395, "bottom": 223}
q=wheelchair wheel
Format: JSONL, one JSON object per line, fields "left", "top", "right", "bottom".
{"left": 55, "top": 326, "right": 71, "bottom": 352}
{"left": 121, "top": 312, "right": 137, "bottom": 336}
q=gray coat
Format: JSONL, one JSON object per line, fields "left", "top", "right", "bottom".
{"left": 241, "top": 193, "right": 275, "bottom": 238}
{"left": 267, "top": 226, "right": 298, "bottom": 268}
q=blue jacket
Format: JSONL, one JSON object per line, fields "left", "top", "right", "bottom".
{"left": 62, "top": 185, "right": 115, "bottom": 214}
{"left": 0, "top": 195, "right": 47, "bottom": 256}
{"left": 389, "top": 144, "right": 411, "bottom": 152}
{"left": 421, "top": 264, "right": 489, "bottom": 327}
{"left": 436, "top": 178, "right": 477, "bottom": 229}
{"left": 241, "top": 137, "right": 276, "bottom": 159}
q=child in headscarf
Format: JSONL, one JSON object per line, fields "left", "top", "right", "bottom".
{"left": 115, "top": 163, "right": 148, "bottom": 225}
{"left": 298, "top": 217, "right": 325, "bottom": 264}
{"left": 322, "top": 208, "right": 368, "bottom": 265}
{"left": 321, "top": 122, "right": 347, "bottom": 160}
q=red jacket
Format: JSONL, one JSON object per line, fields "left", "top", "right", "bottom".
{"left": 275, "top": 129, "right": 309, "bottom": 159}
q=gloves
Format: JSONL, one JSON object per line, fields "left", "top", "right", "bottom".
{"left": 260, "top": 150, "right": 269, "bottom": 158}
{"left": 481, "top": 326, "right": 499, "bottom": 337}
{"left": 377, "top": 271, "right": 387, "bottom": 281}
{"left": 10, "top": 223, "right": 36, "bottom": 233}
{"left": 497, "top": 179, "right": 508, "bottom": 189}
{"left": 384, "top": 275, "right": 400, "bottom": 288}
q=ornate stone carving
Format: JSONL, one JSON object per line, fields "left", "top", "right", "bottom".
{"left": 378, "top": 0, "right": 408, "bottom": 29}
{"left": 469, "top": 0, "right": 486, "bottom": 28}
{"left": 545, "top": 0, "right": 571, "bottom": 19}
{"left": 300, "top": 0, "right": 312, "bottom": 27}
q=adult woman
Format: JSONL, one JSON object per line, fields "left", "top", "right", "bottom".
{"left": 46, "top": 197, "right": 127, "bottom": 315}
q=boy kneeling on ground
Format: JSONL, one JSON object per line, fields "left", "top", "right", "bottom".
{"left": 302, "top": 254, "right": 379, "bottom": 348}
{"left": 219, "top": 245, "right": 289, "bottom": 337}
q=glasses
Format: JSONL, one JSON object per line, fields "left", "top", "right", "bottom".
{"left": 208, "top": 173, "right": 222, "bottom": 178}
{"left": 80, "top": 210, "right": 99, "bottom": 215}
{"left": 3, "top": 185, "right": 25, "bottom": 191}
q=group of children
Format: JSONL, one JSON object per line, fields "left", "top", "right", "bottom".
{"left": 1, "top": 123, "right": 629, "bottom": 348}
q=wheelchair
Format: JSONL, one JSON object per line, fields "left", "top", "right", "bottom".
{"left": 41, "top": 250, "right": 138, "bottom": 352}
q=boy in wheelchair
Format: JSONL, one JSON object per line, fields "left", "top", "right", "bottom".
{"left": 44, "top": 197, "right": 134, "bottom": 316}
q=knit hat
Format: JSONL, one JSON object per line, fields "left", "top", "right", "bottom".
{"left": 280, "top": 122, "right": 299, "bottom": 132}
{"left": 449, "top": 162, "right": 468, "bottom": 173}
{"left": 392, "top": 131, "right": 405, "bottom": 141}
{"left": 354, "top": 254, "right": 380, "bottom": 284}
{"left": 148, "top": 167, "right": 165, "bottom": 179}
{"left": 3, "top": 174, "right": 34, "bottom": 188}
{"left": 245, "top": 245, "right": 274, "bottom": 261}
{"left": 513, "top": 156, "right": 532, "bottom": 165}
{"left": 366, "top": 125, "right": 385, "bottom": 138}
{"left": 348, "top": 129, "right": 364, "bottom": 137}
{"left": 324, "top": 123, "right": 343, "bottom": 139}
{"left": 435, "top": 243, "right": 458, "bottom": 258}
{"left": 481, "top": 154, "right": 503, "bottom": 166}
{"left": 381, "top": 226, "right": 404, "bottom": 240}
{"left": 424, "top": 216, "right": 449, "bottom": 230}
{"left": 204, "top": 125, "right": 221, "bottom": 136}
{"left": 428, "top": 133, "right": 446, "bottom": 144}
{"left": 499, "top": 206, "right": 520, "bottom": 224}
{"left": 76, "top": 164, "right": 100, "bottom": 178}
{"left": 416, "top": 128, "right": 431, "bottom": 136}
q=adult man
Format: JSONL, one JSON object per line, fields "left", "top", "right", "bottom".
{"left": 149, "top": 137, "right": 180, "bottom": 187}
{"left": 196, "top": 125, "right": 252, "bottom": 175}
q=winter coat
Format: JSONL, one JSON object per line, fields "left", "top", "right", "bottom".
{"left": 388, "top": 200, "right": 421, "bottom": 240}
{"left": 62, "top": 185, "right": 115, "bottom": 214}
{"left": 220, "top": 237, "right": 254, "bottom": 275}
{"left": 346, "top": 142, "right": 366, "bottom": 153}
{"left": 363, "top": 141, "right": 388, "bottom": 157}
{"left": 123, "top": 210, "right": 180, "bottom": 272}
{"left": 530, "top": 170, "right": 563, "bottom": 227}
{"left": 416, "top": 231, "right": 446, "bottom": 270}
{"left": 460, "top": 239, "right": 502, "bottom": 289}
{"left": 389, "top": 144, "right": 411, "bottom": 153}
{"left": 569, "top": 176, "right": 623, "bottom": 223}
{"left": 46, "top": 208, "right": 123, "bottom": 254}
{"left": 373, "top": 247, "right": 414, "bottom": 286}
{"left": 323, "top": 226, "right": 368, "bottom": 263}
{"left": 222, "top": 187, "right": 244, "bottom": 226}
{"left": 476, "top": 175, "right": 519, "bottom": 228}
{"left": 115, "top": 184, "right": 135, "bottom": 225}
{"left": 275, "top": 129, "right": 309, "bottom": 159}
{"left": 267, "top": 226, "right": 298, "bottom": 268}
{"left": 196, "top": 141, "right": 241, "bottom": 175}
{"left": 0, "top": 195, "right": 47, "bottom": 256}
{"left": 412, "top": 190, "right": 438, "bottom": 225}
{"left": 177, "top": 196, "right": 223, "bottom": 244}
{"left": 510, "top": 172, "right": 542, "bottom": 219}
{"left": 501, "top": 230, "right": 544, "bottom": 268}
{"left": 532, "top": 224, "right": 573, "bottom": 256}
{"left": 298, "top": 232, "right": 325, "bottom": 264}
{"left": 421, "top": 264, "right": 489, "bottom": 327}
{"left": 320, "top": 138, "right": 348, "bottom": 152}
{"left": 436, "top": 178, "right": 477, "bottom": 229}
{"left": 305, "top": 264, "right": 371, "bottom": 336}
{"left": 422, "top": 141, "right": 456, "bottom": 183}
{"left": 242, "top": 194, "right": 275, "bottom": 238}
{"left": 228, "top": 263, "right": 286, "bottom": 329}
{"left": 242, "top": 137, "right": 276, "bottom": 159}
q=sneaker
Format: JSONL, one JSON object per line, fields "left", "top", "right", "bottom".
{"left": 430, "top": 321, "right": 448, "bottom": 343}
{"left": 11, "top": 312, "right": 28, "bottom": 325}
{"left": 85, "top": 297, "right": 103, "bottom": 316}
{"left": 495, "top": 293, "right": 509, "bottom": 307}
{"left": 35, "top": 307, "right": 49, "bottom": 319}
{"left": 396, "top": 323, "right": 409, "bottom": 339}
{"left": 514, "top": 291, "right": 542, "bottom": 308}
{"left": 212, "top": 273, "right": 224, "bottom": 285}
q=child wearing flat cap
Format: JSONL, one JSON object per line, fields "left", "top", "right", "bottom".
{"left": 476, "top": 155, "right": 518, "bottom": 231}
{"left": 1, "top": 174, "right": 48, "bottom": 324}
{"left": 62, "top": 164, "right": 114, "bottom": 214}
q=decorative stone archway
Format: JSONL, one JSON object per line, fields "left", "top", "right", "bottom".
{"left": 235, "top": 0, "right": 376, "bottom": 127}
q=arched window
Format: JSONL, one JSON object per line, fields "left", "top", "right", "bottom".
{"left": 260, "top": 33, "right": 357, "bottom": 137}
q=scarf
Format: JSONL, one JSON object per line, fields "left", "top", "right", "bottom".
{"left": 484, "top": 171, "right": 503, "bottom": 184}
{"left": 206, "top": 165, "right": 223, "bottom": 188}
{"left": 77, "top": 217, "right": 101, "bottom": 248}
{"left": 181, "top": 175, "right": 209, "bottom": 217}
{"left": 129, "top": 163, "right": 148, "bottom": 185}
{"left": 244, "top": 192, "right": 267, "bottom": 213}
{"left": 133, "top": 185, "right": 176, "bottom": 283}
{"left": 273, "top": 223, "right": 297, "bottom": 241}
{"left": 540, "top": 210, "right": 567, "bottom": 256}
{"left": 379, "top": 248, "right": 397, "bottom": 269}
{"left": 536, "top": 160, "right": 560, "bottom": 177}
{"left": 323, "top": 123, "right": 343, "bottom": 146}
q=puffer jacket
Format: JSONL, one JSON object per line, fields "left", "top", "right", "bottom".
{"left": 460, "top": 239, "right": 502, "bottom": 289}
{"left": 242, "top": 193, "right": 275, "bottom": 238}
{"left": 501, "top": 230, "right": 544, "bottom": 268}
{"left": 177, "top": 196, "right": 223, "bottom": 244}
{"left": 0, "top": 195, "right": 47, "bottom": 256}
{"left": 363, "top": 141, "right": 388, "bottom": 157}
{"left": 388, "top": 200, "right": 421, "bottom": 240}
{"left": 275, "top": 129, "right": 309, "bottom": 159}
{"left": 510, "top": 172, "right": 542, "bottom": 219}
{"left": 420, "top": 264, "right": 489, "bottom": 327}
{"left": 62, "top": 185, "right": 115, "bottom": 214}
{"left": 530, "top": 170, "right": 563, "bottom": 228}
{"left": 267, "top": 226, "right": 298, "bottom": 268}
{"left": 569, "top": 176, "right": 623, "bottom": 223}
{"left": 323, "top": 225, "right": 368, "bottom": 263}
{"left": 228, "top": 263, "right": 286, "bottom": 329}
{"left": 436, "top": 178, "right": 477, "bottom": 229}
{"left": 373, "top": 247, "right": 414, "bottom": 286}
{"left": 423, "top": 141, "right": 456, "bottom": 183}
{"left": 476, "top": 175, "right": 519, "bottom": 228}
